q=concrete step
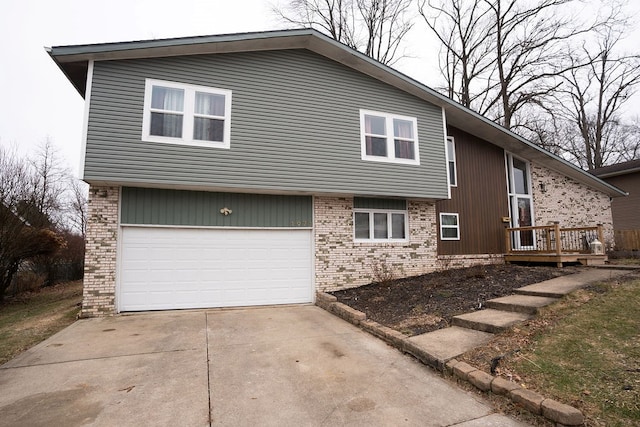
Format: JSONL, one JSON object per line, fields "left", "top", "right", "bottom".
{"left": 406, "top": 326, "right": 494, "bottom": 367}
{"left": 452, "top": 309, "right": 531, "bottom": 333}
{"left": 515, "top": 269, "right": 631, "bottom": 298}
{"left": 485, "top": 294, "right": 559, "bottom": 315}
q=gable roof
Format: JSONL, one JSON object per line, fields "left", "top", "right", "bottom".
{"left": 47, "top": 28, "right": 625, "bottom": 197}
{"left": 591, "top": 159, "right": 640, "bottom": 178}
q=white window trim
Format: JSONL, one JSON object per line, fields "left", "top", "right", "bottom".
{"left": 142, "top": 78, "right": 232, "bottom": 149}
{"left": 446, "top": 136, "right": 457, "bottom": 187}
{"left": 440, "top": 212, "right": 460, "bottom": 241}
{"left": 359, "top": 109, "right": 420, "bottom": 165}
{"left": 353, "top": 208, "right": 409, "bottom": 243}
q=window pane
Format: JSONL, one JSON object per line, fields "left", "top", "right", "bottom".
{"left": 441, "top": 214, "right": 458, "bottom": 226}
{"left": 394, "top": 139, "right": 415, "bottom": 159}
{"left": 151, "top": 86, "right": 184, "bottom": 111}
{"left": 391, "top": 213, "right": 405, "bottom": 239}
{"left": 194, "top": 117, "right": 224, "bottom": 141}
{"left": 354, "top": 212, "right": 370, "bottom": 239}
{"left": 366, "top": 136, "right": 387, "bottom": 156}
{"left": 150, "top": 112, "right": 183, "bottom": 137}
{"left": 512, "top": 158, "right": 529, "bottom": 194}
{"left": 442, "top": 228, "right": 459, "bottom": 239}
{"left": 446, "top": 139, "right": 455, "bottom": 159}
{"left": 393, "top": 119, "right": 413, "bottom": 139}
{"left": 195, "top": 92, "right": 225, "bottom": 116}
{"left": 373, "top": 213, "right": 388, "bottom": 239}
{"left": 365, "top": 115, "right": 386, "bottom": 135}
{"left": 449, "top": 162, "right": 456, "bottom": 185}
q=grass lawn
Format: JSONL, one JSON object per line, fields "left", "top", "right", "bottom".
{"left": 464, "top": 272, "right": 640, "bottom": 426}
{"left": 517, "top": 278, "right": 639, "bottom": 426}
{"left": 0, "top": 281, "right": 82, "bottom": 365}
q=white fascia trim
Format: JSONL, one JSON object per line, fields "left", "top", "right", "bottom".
{"left": 79, "top": 60, "right": 94, "bottom": 180}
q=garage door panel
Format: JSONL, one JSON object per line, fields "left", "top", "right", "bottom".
{"left": 119, "top": 227, "right": 313, "bottom": 311}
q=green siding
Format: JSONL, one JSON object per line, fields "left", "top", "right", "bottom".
{"left": 121, "top": 187, "right": 312, "bottom": 227}
{"left": 85, "top": 49, "right": 449, "bottom": 199}
{"left": 354, "top": 197, "right": 407, "bottom": 210}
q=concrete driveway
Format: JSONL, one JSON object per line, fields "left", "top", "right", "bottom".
{"left": 0, "top": 305, "right": 527, "bottom": 426}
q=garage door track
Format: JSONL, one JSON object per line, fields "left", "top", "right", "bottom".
{"left": 0, "top": 306, "right": 527, "bottom": 426}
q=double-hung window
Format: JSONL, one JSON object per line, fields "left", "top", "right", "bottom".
{"left": 360, "top": 110, "right": 419, "bottom": 165}
{"left": 142, "top": 79, "right": 232, "bottom": 148}
{"left": 354, "top": 198, "right": 408, "bottom": 242}
{"left": 440, "top": 213, "right": 460, "bottom": 240}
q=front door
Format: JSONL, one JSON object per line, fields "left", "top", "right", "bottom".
{"left": 507, "top": 154, "right": 535, "bottom": 249}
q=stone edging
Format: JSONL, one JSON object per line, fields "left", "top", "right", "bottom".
{"left": 316, "top": 292, "right": 585, "bottom": 426}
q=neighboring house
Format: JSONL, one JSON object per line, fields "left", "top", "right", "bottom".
{"left": 592, "top": 159, "right": 640, "bottom": 250}
{"left": 48, "top": 29, "right": 625, "bottom": 317}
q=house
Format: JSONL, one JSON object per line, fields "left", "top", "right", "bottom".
{"left": 592, "top": 159, "right": 640, "bottom": 250}
{"left": 48, "top": 29, "right": 625, "bottom": 317}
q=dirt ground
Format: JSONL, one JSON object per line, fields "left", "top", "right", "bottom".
{"left": 331, "top": 263, "right": 581, "bottom": 336}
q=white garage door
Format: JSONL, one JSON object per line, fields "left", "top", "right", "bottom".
{"left": 119, "top": 227, "right": 313, "bottom": 311}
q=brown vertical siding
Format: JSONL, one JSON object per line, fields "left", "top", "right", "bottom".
{"left": 436, "top": 127, "right": 509, "bottom": 255}
{"left": 602, "top": 173, "right": 640, "bottom": 230}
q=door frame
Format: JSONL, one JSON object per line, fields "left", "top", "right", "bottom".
{"left": 505, "top": 153, "right": 535, "bottom": 250}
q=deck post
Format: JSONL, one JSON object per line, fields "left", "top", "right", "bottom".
{"left": 505, "top": 227, "right": 512, "bottom": 254}
{"left": 597, "top": 223, "right": 604, "bottom": 246}
{"left": 554, "top": 222, "right": 562, "bottom": 256}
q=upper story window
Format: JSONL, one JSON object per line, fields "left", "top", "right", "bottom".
{"left": 446, "top": 136, "right": 457, "bottom": 187}
{"left": 142, "top": 79, "right": 232, "bottom": 148}
{"left": 360, "top": 110, "right": 420, "bottom": 165}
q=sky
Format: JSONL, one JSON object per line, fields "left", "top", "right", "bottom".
{"left": 1, "top": 0, "right": 638, "bottom": 177}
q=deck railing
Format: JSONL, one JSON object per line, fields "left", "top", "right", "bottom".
{"left": 505, "top": 222, "right": 604, "bottom": 255}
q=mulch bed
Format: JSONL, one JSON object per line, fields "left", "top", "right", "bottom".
{"left": 331, "top": 263, "right": 581, "bottom": 336}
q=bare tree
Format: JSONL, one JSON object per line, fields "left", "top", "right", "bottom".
{"left": 418, "top": 0, "right": 495, "bottom": 108}
{"left": 421, "top": 0, "right": 613, "bottom": 130}
{"left": 0, "top": 146, "right": 64, "bottom": 301}
{"left": 67, "top": 178, "right": 89, "bottom": 237}
{"left": 275, "top": 0, "right": 358, "bottom": 47}
{"left": 554, "top": 24, "right": 640, "bottom": 169}
{"left": 357, "top": 0, "right": 413, "bottom": 65}
{"left": 274, "top": 0, "right": 413, "bottom": 65}
{"left": 28, "top": 139, "right": 69, "bottom": 228}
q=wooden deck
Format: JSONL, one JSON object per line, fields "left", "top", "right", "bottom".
{"left": 505, "top": 223, "right": 607, "bottom": 267}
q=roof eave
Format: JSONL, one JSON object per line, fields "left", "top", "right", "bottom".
{"left": 48, "top": 29, "right": 627, "bottom": 198}
{"left": 594, "top": 167, "right": 640, "bottom": 178}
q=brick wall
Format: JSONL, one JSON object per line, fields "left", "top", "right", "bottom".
{"left": 314, "top": 196, "right": 439, "bottom": 292}
{"left": 437, "top": 254, "right": 504, "bottom": 269}
{"left": 81, "top": 186, "right": 119, "bottom": 317}
{"left": 531, "top": 163, "right": 614, "bottom": 248}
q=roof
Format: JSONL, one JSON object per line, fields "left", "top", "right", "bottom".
{"left": 590, "top": 159, "right": 640, "bottom": 178}
{"left": 47, "top": 28, "right": 626, "bottom": 198}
